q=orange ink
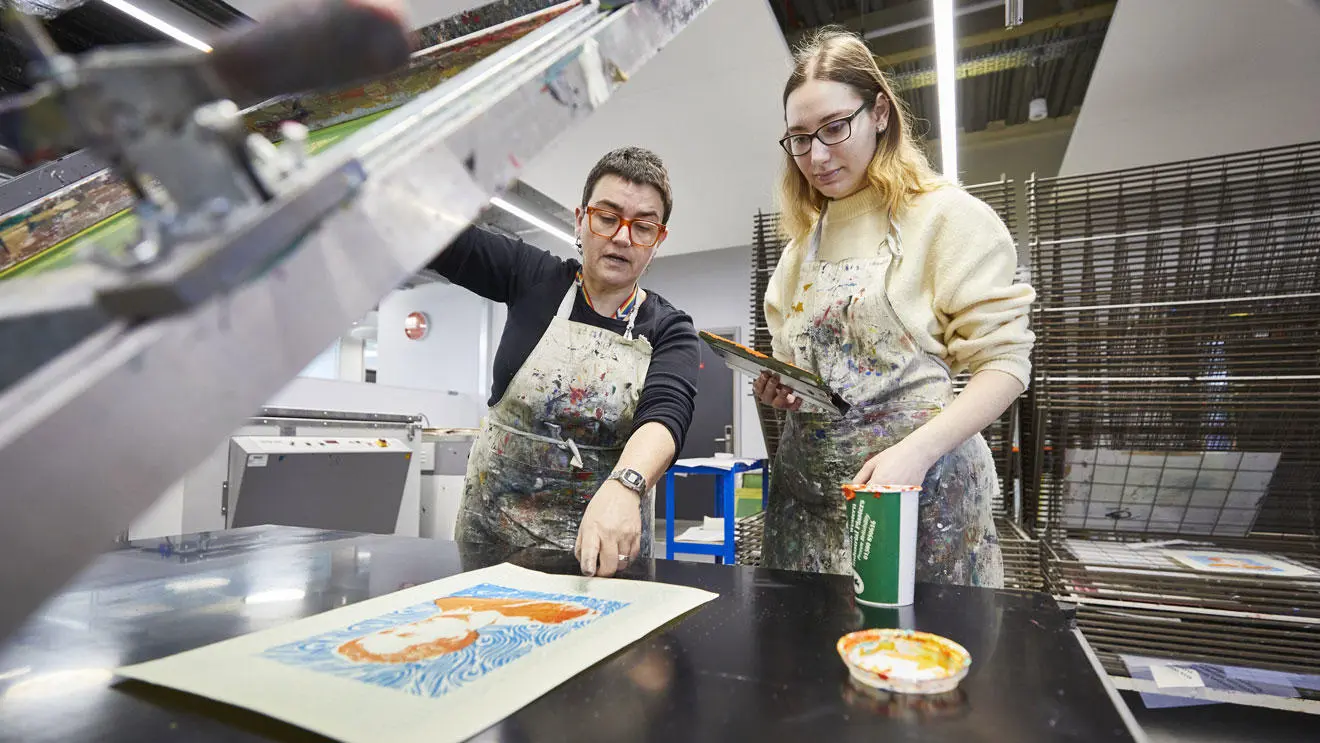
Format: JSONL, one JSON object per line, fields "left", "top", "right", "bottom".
{"left": 337, "top": 597, "right": 595, "bottom": 664}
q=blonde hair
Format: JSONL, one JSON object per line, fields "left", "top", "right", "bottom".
{"left": 776, "top": 26, "right": 944, "bottom": 244}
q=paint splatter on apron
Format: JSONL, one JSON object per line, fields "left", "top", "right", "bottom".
{"left": 456, "top": 281, "right": 655, "bottom": 555}
{"left": 763, "top": 208, "right": 1004, "bottom": 588}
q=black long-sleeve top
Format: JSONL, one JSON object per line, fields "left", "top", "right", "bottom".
{"left": 430, "top": 225, "right": 699, "bottom": 454}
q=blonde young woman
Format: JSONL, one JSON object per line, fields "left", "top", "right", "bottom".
{"left": 752, "top": 28, "right": 1034, "bottom": 587}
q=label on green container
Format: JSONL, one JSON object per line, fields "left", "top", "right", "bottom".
{"left": 846, "top": 486, "right": 919, "bottom": 607}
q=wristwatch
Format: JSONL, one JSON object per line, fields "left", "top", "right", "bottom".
{"left": 607, "top": 468, "right": 648, "bottom": 496}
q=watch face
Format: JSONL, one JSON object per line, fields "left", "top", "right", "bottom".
{"left": 617, "top": 470, "right": 644, "bottom": 489}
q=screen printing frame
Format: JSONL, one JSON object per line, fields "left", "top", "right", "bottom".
{"left": 0, "top": 0, "right": 720, "bottom": 643}
{"left": 699, "top": 330, "right": 850, "bottom": 416}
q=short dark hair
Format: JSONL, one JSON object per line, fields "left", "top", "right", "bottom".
{"left": 580, "top": 146, "right": 673, "bottom": 224}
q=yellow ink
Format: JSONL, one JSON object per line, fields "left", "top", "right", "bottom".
{"left": 837, "top": 629, "right": 970, "bottom": 695}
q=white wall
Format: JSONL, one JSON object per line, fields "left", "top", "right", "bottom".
{"left": 298, "top": 340, "right": 342, "bottom": 380}
{"left": 338, "top": 337, "right": 366, "bottom": 382}
{"left": 376, "top": 281, "right": 492, "bottom": 398}
{"left": 932, "top": 116, "right": 1076, "bottom": 259}
{"left": 955, "top": 117, "right": 1074, "bottom": 188}
{"left": 1061, "top": 0, "right": 1320, "bottom": 175}
{"left": 523, "top": 0, "right": 790, "bottom": 256}
{"left": 643, "top": 245, "right": 766, "bottom": 460}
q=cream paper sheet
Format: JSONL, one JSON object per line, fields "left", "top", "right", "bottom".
{"left": 117, "top": 563, "right": 717, "bottom": 743}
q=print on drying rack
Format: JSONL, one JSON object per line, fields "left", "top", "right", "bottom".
{"left": 261, "top": 584, "right": 627, "bottom": 697}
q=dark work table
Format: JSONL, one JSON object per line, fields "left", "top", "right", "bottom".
{"left": 0, "top": 526, "right": 1143, "bottom": 742}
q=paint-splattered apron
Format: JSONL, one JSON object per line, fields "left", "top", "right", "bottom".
{"left": 455, "top": 280, "right": 655, "bottom": 554}
{"left": 762, "top": 208, "right": 1004, "bottom": 588}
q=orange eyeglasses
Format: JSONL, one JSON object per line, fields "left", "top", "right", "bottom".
{"left": 584, "top": 206, "right": 667, "bottom": 248}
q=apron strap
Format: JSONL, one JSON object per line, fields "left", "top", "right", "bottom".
{"left": 806, "top": 206, "right": 826, "bottom": 263}
{"left": 556, "top": 278, "right": 578, "bottom": 320}
{"left": 886, "top": 213, "right": 903, "bottom": 258}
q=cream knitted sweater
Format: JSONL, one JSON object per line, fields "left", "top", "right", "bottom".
{"left": 765, "top": 185, "right": 1035, "bottom": 389}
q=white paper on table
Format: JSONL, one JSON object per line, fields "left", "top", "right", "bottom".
{"left": 673, "top": 457, "right": 761, "bottom": 471}
{"left": 1162, "top": 549, "right": 1316, "bottom": 577}
{"left": 675, "top": 517, "right": 727, "bottom": 543}
{"left": 117, "top": 563, "right": 717, "bottom": 743}
{"left": 1150, "top": 665, "right": 1205, "bottom": 689}
{"left": 1119, "top": 654, "right": 1319, "bottom": 708}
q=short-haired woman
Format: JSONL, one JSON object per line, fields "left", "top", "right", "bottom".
{"left": 434, "top": 147, "right": 699, "bottom": 579}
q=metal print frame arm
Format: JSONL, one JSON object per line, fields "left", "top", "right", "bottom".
{"left": 0, "top": 0, "right": 716, "bottom": 642}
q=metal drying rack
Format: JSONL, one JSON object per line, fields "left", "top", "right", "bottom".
{"left": 1026, "top": 140, "right": 1320, "bottom": 685}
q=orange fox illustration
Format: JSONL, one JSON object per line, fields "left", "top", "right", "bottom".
{"left": 337, "top": 597, "right": 596, "bottom": 664}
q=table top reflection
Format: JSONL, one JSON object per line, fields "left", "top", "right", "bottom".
{"left": 0, "top": 526, "right": 1139, "bottom": 743}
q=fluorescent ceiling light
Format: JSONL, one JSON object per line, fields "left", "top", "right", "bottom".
{"left": 932, "top": 0, "right": 958, "bottom": 180}
{"left": 99, "top": 0, "right": 213, "bottom": 53}
{"left": 490, "top": 196, "right": 576, "bottom": 246}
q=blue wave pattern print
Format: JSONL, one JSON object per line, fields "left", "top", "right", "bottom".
{"left": 260, "top": 584, "right": 627, "bottom": 697}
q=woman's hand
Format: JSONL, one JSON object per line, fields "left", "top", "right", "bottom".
{"left": 575, "top": 480, "right": 642, "bottom": 578}
{"left": 853, "top": 442, "right": 937, "bottom": 487}
{"left": 754, "top": 371, "right": 804, "bottom": 412}
{"left": 850, "top": 371, "right": 1024, "bottom": 488}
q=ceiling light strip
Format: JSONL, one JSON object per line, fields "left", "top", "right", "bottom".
{"left": 99, "top": 0, "right": 213, "bottom": 53}
{"left": 932, "top": 0, "right": 958, "bottom": 180}
{"left": 490, "top": 196, "right": 576, "bottom": 246}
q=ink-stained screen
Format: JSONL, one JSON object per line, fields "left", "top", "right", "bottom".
{"left": 0, "top": 1, "right": 573, "bottom": 280}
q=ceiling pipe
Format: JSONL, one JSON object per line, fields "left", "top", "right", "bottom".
{"left": 864, "top": 0, "right": 1000, "bottom": 41}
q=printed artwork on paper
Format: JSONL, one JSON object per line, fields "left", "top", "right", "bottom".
{"left": 1163, "top": 549, "right": 1315, "bottom": 578}
{"left": 261, "top": 584, "right": 628, "bottom": 697}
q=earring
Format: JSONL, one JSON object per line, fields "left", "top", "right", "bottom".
{"left": 575, "top": 239, "right": 583, "bottom": 256}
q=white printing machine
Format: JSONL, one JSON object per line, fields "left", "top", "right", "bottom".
{"left": 127, "top": 407, "right": 479, "bottom": 543}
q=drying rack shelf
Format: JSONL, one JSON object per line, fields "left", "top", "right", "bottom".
{"left": 1046, "top": 532, "right": 1320, "bottom": 675}
{"left": 998, "top": 516, "right": 1044, "bottom": 591}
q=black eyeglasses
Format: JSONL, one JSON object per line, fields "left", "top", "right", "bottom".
{"left": 778, "top": 102, "right": 870, "bottom": 157}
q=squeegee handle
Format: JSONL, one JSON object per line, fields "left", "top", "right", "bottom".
{"left": 210, "top": 0, "right": 413, "bottom": 104}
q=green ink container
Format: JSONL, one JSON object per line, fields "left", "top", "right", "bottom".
{"left": 845, "top": 484, "right": 922, "bottom": 607}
